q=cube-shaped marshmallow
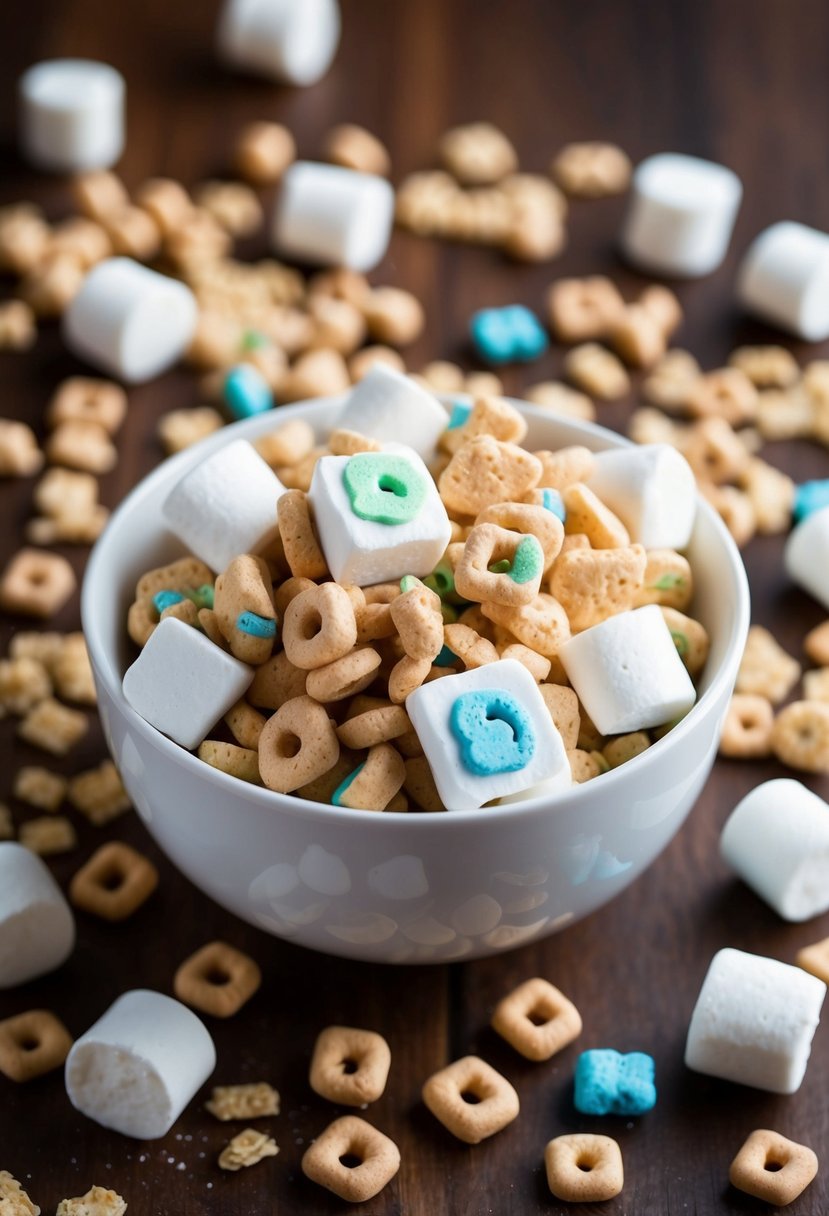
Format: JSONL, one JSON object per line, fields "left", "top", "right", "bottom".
{"left": 559, "top": 605, "right": 696, "bottom": 736}
{"left": 587, "top": 445, "right": 697, "bottom": 551}
{"left": 685, "top": 947, "right": 825, "bottom": 1094}
{"left": 336, "top": 366, "right": 449, "bottom": 459}
{"left": 0, "top": 842, "right": 75, "bottom": 988}
{"left": 784, "top": 505, "right": 829, "bottom": 611}
{"left": 405, "top": 659, "right": 570, "bottom": 811}
{"left": 738, "top": 221, "right": 829, "bottom": 342}
{"left": 122, "top": 617, "right": 253, "bottom": 751}
{"left": 308, "top": 446, "right": 451, "bottom": 586}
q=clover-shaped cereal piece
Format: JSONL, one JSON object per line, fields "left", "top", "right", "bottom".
{"left": 174, "top": 940, "right": 261, "bottom": 1018}
{"left": 545, "top": 1133, "right": 624, "bottom": 1203}
{"left": 492, "top": 977, "right": 582, "bottom": 1061}
{"left": 422, "top": 1056, "right": 519, "bottom": 1144}
{"left": 302, "top": 1115, "right": 400, "bottom": 1203}
{"left": 310, "top": 1025, "right": 391, "bottom": 1105}
{"left": 729, "top": 1129, "right": 818, "bottom": 1206}
{"left": 214, "top": 554, "right": 277, "bottom": 665}
{"left": 439, "top": 436, "right": 541, "bottom": 515}
{"left": 0, "top": 1009, "right": 73, "bottom": 1082}
{"left": 550, "top": 544, "right": 647, "bottom": 632}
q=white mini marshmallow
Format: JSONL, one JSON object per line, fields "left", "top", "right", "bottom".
{"left": 586, "top": 444, "right": 697, "bottom": 550}
{"left": 337, "top": 366, "right": 449, "bottom": 460}
{"left": 406, "top": 659, "right": 570, "bottom": 812}
{"left": 66, "top": 989, "right": 216, "bottom": 1139}
{"left": 163, "top": 438, "right": 286, "bottom": 574}
{"left": 217, "top": 0, "right": 340, "bottom": 86}
{"left": 784, "top": 505, "right": 829, "bottom": 610}
{"left": 559, "top": 605, "right": 697, "bottom": 736}
{"left": 19, "top": 59, "right": 125, "bottom": 173}
{"left": 621, "top": 152, "right": 742, "bottom": 277}
{"left": 272, "top": 162, "right": 395, "bottom": 272}
{"left": 737, "top": 221, "right": 829, "bottom": 341}
{"left": 308, "top": 446, "right": 451, "bottom": 586}
{"left": 0, "top": 842, "right": 75, "bottom": 988}
{"left": 685, "top": 947, "right": 825, "bottom": 1094}
{"left": 63, "top": 258, "right": 197, "bottom": 384}
{"left": 123, "top": 618, "right": 253, "bottom": 751}
{"left": 720, "top": 779, "right": 829, "bottom": 922}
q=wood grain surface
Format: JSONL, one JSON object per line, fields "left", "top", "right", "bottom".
{"left": 2, "top": 1, "right": 829, "bottom": 1212}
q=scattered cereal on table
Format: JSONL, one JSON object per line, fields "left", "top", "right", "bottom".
{"left": 0, "top": 1171, "right": 40, "bottom": 1216}
{"left": 0, "top": 1008, "right": 73, "bottom": 1082}
{"left": 19, "top": 815, "right": 77, "bottom": 856}
{"left": 206, "top": 1082, "right": 280, "bottom": 1122}
{"left": 55, "top": 1185, "right": 127, "bottom": 1216}
{"left": 18, "top": 697, "right": 88, "bottom": 756}
{"left": 13, "top": 765, "right": 68, "bottom": 812}
{"left": 218, "top": 1128, "right": 279, "bottom": 1171}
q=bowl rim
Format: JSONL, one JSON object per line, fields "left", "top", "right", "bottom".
{"left": 82, "top": 393, "right": 751, "bottom": 830}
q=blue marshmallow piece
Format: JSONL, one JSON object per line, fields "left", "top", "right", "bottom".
{"left": 470, "top": 305, "right": 549, "bottom": 365}
{"left": 794, "top": 479, "right": 829, "bottom": 524}
{"left": 541, "top": 487, "right": 566, "bottom": 523}
{"left": 447, "top": 400, "right": 473, "bottom": 430}
{"left": 236, "top": 611, "right": 277, "bottom": 639}
{"left": 152, "top": 589, "right": 185, "bottom": 616}
{"left": 223, "top": 363, "right": 274, "bottom": 420}
{"left": 574, "top": 1049, "right": 656, "bottom": 1116}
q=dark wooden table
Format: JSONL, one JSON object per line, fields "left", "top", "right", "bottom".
{"left": 3, "top": 1, "right": 829, "bottom": 1212}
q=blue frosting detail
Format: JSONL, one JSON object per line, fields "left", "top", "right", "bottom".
{"left": 434, "top": 645, "right": 458, "bottom": 667}
{"left": 574, "top": 1049, "right": 656, "bottom": 1116}
{"left": 236, "top": 611, "right": 277, "bottom": 639}
{"left": 223, "top": 363, "right": 274, "bottom": 420}
{"left": 332, "top": 762, "right": 365, "bottom": 807}
{"left": 469, "top": 305, "right": 549, "bottom": 366}
{"left": 450, "top": 690, "right": 535, "bottom": 776}
{"left": 541, "top": 487, "right": 566, "bottom": 523}
{"left": 447, "top": 400, "right": 473, "bottom": 430}
{"left": 793, "top": 480, "right": 829, "bottom": 523}
{"left": 153, "top": 590, "right": 185, "bottom": 615}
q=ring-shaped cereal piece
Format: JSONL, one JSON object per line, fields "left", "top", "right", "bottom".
{"left": 332, "top": 743, "right": 406, "bottom": 811}
{"left": 474, "top": 501, "right": 564, "bottom": 571}
{"left": 173, "top": 940, "right": 262, "bottom": 1018}
{"left": 719, "top": 694, "right": 773, "bottom": 759}
{"left": 282, "top": 583, "right": 357, "bottom": 670}
{"left": 337, "top": 704, "right": 411, "bottom": 749}
{"left": 310, "top": 1025, "right": 392, "bottom": 1105}
{"left": 388, "top": 655, "right": 432, "bottom": 704}
{"left": 455, "top": 523, "right": 544, "bottom": 608}
{"left": 306, "top": 647, "right": 382, "bottom": 703}
{"left": 545, "top": 1133, "right": 624, "bottom": 1203}
{"left": 771, "top": 701, "right": 829, "bottom": 773}
{"left": 422, "top": 1056, "right": 519, "bottom": 1144}
{"left": 301, "top": 1115, "right": 400, "bottom": 1203}
{"left": 277, "top": 489, "right": 329, "bottom": 580}
{"left": 258, "top": 694, "right": 340, "bottom": 792}
{"left": 0, "top": 1009, "right": 73, "bottom": 1082}
{"left": 69, "top": 841, "right": 159, "bottom": 921}
{"left": 214, "top": 554, "right": 277, "bottom": 665}
{"left": 443, "top": 623, "right": 499, "bottom": 669}
{"left": 389, "top": 578, "right": 443, "bottom": 661}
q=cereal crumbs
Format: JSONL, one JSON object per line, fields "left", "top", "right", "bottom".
{"left": 0, "top": 1170, "right": 40, "bottom": 1215}
{"left": 55, "top": 1185, "right": 127, "bottom": 1215}
{"left": 206, "top": 1082, "right": 281, "bottom": 1122}
{"left": 218, "top": 1128, "right": 279, "bottom": 1171}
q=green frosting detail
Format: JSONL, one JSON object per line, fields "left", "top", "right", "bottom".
{"left": 400, "top": 575, "right": 419, "bottom": 593}
{"left": 343, "top": 453, "right": 427, "bottom": 526}
{"left": 652, "top": 572, "right": 685, "bottom": 591}
{"left": 488, "top": 559, "right": 512, "bottom": 574}
{"left": 509, "top": 536, "right": 543, "bottom": 584}
{"left": 670, "top": 629, "right": 689, "bottom": 657}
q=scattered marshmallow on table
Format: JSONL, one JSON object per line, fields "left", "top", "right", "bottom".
{"left": 272, "top": 162, "right": 395, "bottom": 272}
{"left": 685, "top": 947, "right": 825, "bottom": 1093}
{"left": 720, "top": 779, "right": 829, "bottom": 922}
{"left": 0, "top": 842, "right": 75, "bottom": 988}
{"left": 216, "top": 0, "right": 340, "bottom": 86}
{"left": 784, "top": 504, "right": 829, "bottom": 610}
{"left": 336, "top": 366, "right": 448, "bottom": 459}
{"left": 65, "top": 989, "right": 216, "bottom": 1139}
{"left": 737, "top": 221, "right": 829, "bottom": 341}
{"left": 560, "top": 605, "right": 696, "bottom": 736}
{"left": 621, "top": 152, "right": 742, "bottom": 277}
{"left": 586, "top": 444, "right": 697, "bottom": 550}
{"left": 405, "top": 659, "right": 570, "bottom": 812}
{"left": 308, "top": 446, "right": 451, "bottom": 586}
{"left": 19, "top": 59, "right": 125, "bottom": 172}
{"left": 123, "top": 618, "right": 253, "bottom": 751}
{"left": 162, "top": 438, "right": 286, "bottom": 574}
{"left": 63, "top": 258, "right": 197, "bottom": 383}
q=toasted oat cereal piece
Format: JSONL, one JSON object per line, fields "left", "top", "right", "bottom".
{"left": 455, "top": 524, "right": 544, "bottom": 608}
{"left": 19, "top": 815, "right": 77, "bottom": 855}
{"left": 302, "top": 1115, "right": 400, "bottom": 1203}
{"left": 729, "top": 1129, "right": 817, "bottom": 1207}
{"left": 805, "top": 620, "right": 829, "bottom": 667}
{"left": 51, "top": 633, "right": 95, "bottom": 706}
{"left": 0, "top": 1170, "right": 40, "bottom": 1215}
{"left": 235, "top": 121, "right": 296, "bottom": 184}
{"left": 277, "top": 490, "right": 328, "bottom": 580}
{"left": 47, "top": 377, "right": 127, "bottom": 436}
{"left": 545, "top": 1133, "right": 624, "bottom": 1203}
{"left": 198, "top": 740, "right": 262, "bottom": 784}
{"left": 538, "top": 684, "right": 579, "bottom": 750}
{"left": 682, "top": 416, "right": 749, "bottom": 485}
{"left": 157, "top": 406, "right": 223, "bottom": 455}
{"left": 642, "top": 348, "right": 701, "bottom": 411}
{"left": 104, "top": 205, "right": 162, "bottom": 260}
{"left": 259, "top": 694, "right": 341, "bottom": 792}
{"left": 70, "top": 841, "right": 158, "bottom": 921}
{"left": 67, "top": 761, "right": 130, "bottom": 825}
{"left": 755, "top": 387, "right": 814, "bottom": 442}
{"left": 310, "top": 1025, "right": 391, "bottom": 1105}
{"left": 306, "top": 647, "right": 383, "bottom": 703}
{"left": 482, "top": 593, "right": 571, "bottom": 659}
{"left": 349, "top": 345, "right": 405, "bottom": 382}
{"left": 661, "top": 608, "right": 709, "bottom": 679}
{"left": 218, "top": 1127, "right": 279, "bottom": 1172}
{"left": 635, "top": 550, "right": 693, "bottom": 611}
{"left": 728, "top": 345, "right": 799, "bottom": 389}
{"left": 0, "top": 656, "right": 52, "bottom": 715}
{"left": 603, "top": 731, "right": 650, "bottom": 767}
{"left": 492, "top": 977, "right": 582, "bottom": 1061}
{"left": 255, "top": 418, "right": 315, "bottom": 469}
{"left": 686, "top": 367, "right": 758, "bottom": 426}
{"left": 719, "top": 694, "right": 774, "bottom": 759}
{"left": 333, "top": 743, "right": 405, "bottom": 810}
{"left": 337, "top": 703, "right": 409, "bottom": 750}
{"left": 423, "top": 1056, "right": 519, "bottom": 1144}
{"left": 525, "top": 381, "right": 596, "bottom": 420}
{"left": 207, "top": 1081, "right": 280, "bottom": 1122}
{"left": 0, "top": 1008, "right": 72, "bottom": 1082}
{"left": 534, "top": 445, "right": 596, "bottom": 493}
{"left": 402, "top": 755, "right": 443, "bottom": 811}
{"left": 224, "top": 699, "right": 266, "bottom": 750}
{"left": 26, "top": 509, "right": 109, "bottom": 548}
{"left": 45, "top": 420, "right": 117, "bottom": 474}
{"left": 463, "top": 370, "right": 504, "bottom": 397}
{"left": 440, "top": 436, "right": 541, "bottom": 515}
{"left": 699, "top": 482, "right": 756, "bottom": 549}
{"left": 564, "top": 343, "right": 630, "bottom": 400}
{"left": 33, "top": 468, "right": 98, "bottom": 521}
{"left": 0, "top": 202, "right": 50, "bottom": 272}
{"left": 498, "top": 642, "right": 550, "bottom": 682}
{"left": 550, "top": 544, "right": 646, "bottom": 633}
{"left": 797, "top": 935, "right": 829, "bottom": 983}
{"left": 13, "top": 766, "right": 67, "bottom": 812}
{"left": 8, "top": 631, "right": 63, "bottom": 666}
{"left": 195, "top": 180, "right": 263, "bottom": 237}
{"left": 248, "top": 650, "right": 307, "bottom": 712}
{"left": 174, "top": 941, "right": 261, "bottom": 1018}
{"left": 21, "top": 252, "right": 86, "bottom": 318}
{"left": 49, "top": 217, "right": 111, "bottom": 268}
{"left": 0, "top": 549, "right": 76, "bottom": 618}
{"left": 0, "top": 299, "right": 36, "bottom": 351}
{"left": 363, "top": 287, "right": 424, "bottom": 347}
{"left": 55, "top": 1186, "right": 126, "bottom": 1216}
{"left": 552, "top": 141, "right": 631, "bottom": 197}
{"left": 72, "top": 168, "right": 130, "bottom": 220}
{"left": 307, "top": 294, "right": 366, "bottom": 355}
{"left": 388, "top": 654, "right": 432, "bottom": 703}
{"left": 0, "top": 419, "right": 43, "bottom": 478}
{"left": 442, "top": 396, "right": 528, "bottom": 455}
{"left": 736, "top": 626, "right": 801, "bottom": 704}
{"left": 0, "top": 804, "right": 13, "bottom": 839}
{"left": 563, "top": 483, "right": 629, "bottom": 549}
{"left": 739, "top": 457, "right": 795, "bottom": 534}
{"left": 802, "top": 667, "right": 829, "bottom": 702}
{"left": 610, "top": 304, "right": 667, "bottom": 369}
{"left": 18, "top": 698, "right": 88, "bottom": 756}
{"left": 568, "top": 749, "right": 602, "bottom": 782}
{"left": 327, "top": 427, "right": 382, "bottom": 456}
{"left": 771, "top": 701, "right": 829, "bottom": 772}
{"left": 323, "top": 123, "right": 390, "bottom": 177}
{"left": 439, "top": 122, "right": 517, "bottom": 186}
{"left": 546, "top": 277, "right": 625, "bottom": 344}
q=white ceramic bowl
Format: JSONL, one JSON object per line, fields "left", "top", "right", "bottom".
{"left": 82, "top": 398, "right": 750, "bottom": 963}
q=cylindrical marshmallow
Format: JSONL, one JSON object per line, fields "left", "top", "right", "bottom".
{"left": 737, "top": 221, "right": 829, "bottom": 341}
{"left": 621, "top": 153, "right": 742, "bottom": 277}
{"left": 784, "top": 505, "right": 829, "bottom": 610}
{"left": 162, "top": 438, "right": 286, "bottom": 574}
{"left": 685, "top": 947, "right": 825, "bottom": 1093}
{"left": 720, "top": 779, "right": 829, "bottom": 922}
{"left": 587, "top": 444, "right": 697, "bottom": 551}
{"left": 217, "top": 0, "right": 340, "bottom": 86}
{"left": 337, "top": 366, "right": 448, "bottom": 459}
{"left": 63, "top": 258, "right": 197, "bottom": 384}
{"left": 272, "top": 162, "right": 395, "bottom": 272}
{"left": 559, "top": 605, "right": 697, "bottom": 736}
{"left": 65, "top": 989, "right": 216, "bottom": 1139}
{"left": 0, "top": 842, "right": 75, "bottom": 988}
{"left": 19, "top": 59, "right": 125, "bottom": 173}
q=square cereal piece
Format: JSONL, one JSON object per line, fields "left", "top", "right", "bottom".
{"left": 0, "top": 1171, "right": 40, "bottom": 1216}
{"left": 729, "top": 1129, "right": 817, "bottom": 1206}
{"left": 68, "top": 761, "right": 130, "bottom": 825}
{"left": 545, "top": 1133, "right": 624, "bottom": 1203}
{"left": 56, "top": 1186, "right": 127, "bottom": 1216}
{"left": 0, "top": 803, "right": 13, "bottom": 839}
{"left": 18, "top": 698, "right": 88, "bottom": 755}
{"left": 422, "top": 1055, "right": 519, "bottom": 1143}
{"left": 46, "top": 377, "right": 127, "bottom": 436}
{"left": 736, "top": 625, "right": 801, "bottom": 704}
{"left": 301, "top": 1115, "right": 400, "bottom": 1203}
{"left": 9, "top": 631, "right": 65, "bottom": 667}
{"left": 0, "top": 1008, "right": 73, "bottom": 1081}
{"left": 0, "top": 656, "right": 52, "bottom": 715}
{"left": 13, "top": 766, "right": 68, "bottom": 812}
{"left": 310, "top": 1025, "right": 391, "bottom": 1105}
{"left": 0, "top": 418, "right": 42, "bottom": 475}
{"left": 52, "top": 633, "right": 96, "bottom": 705}
{"left": 803, "top": 667, "right": 829, "bottom": 702}
{"left": 218, "top": 1128, "right": 279, "bottom": 1171}
{"left": 157, "top": 406, "right": 224, "bottom": 455}
{"left": 19, "top": 815, "right": 77, "bottom": 855}
{"left": 0, "top": 549, "right": 76, "bottom": 619}
{"left": 206, "top": 1082, "right": 280, "bottom": 1122}
{"left": 45, "top": 420, "right": 117, "bottom": 474}
{"left": 796, "top": 935, "right": 829, "bottom": 984}
{"left": 33, "top": 468, "right": 99, "bottom": 520}
{"left": 173, "top": 941, "right": 261, "bottom": 1017}
{"left": 491, "top": 977, "right": 582, "bottom": 1061}
{"left": 69, "top": 841, "right": 158, "bottom": 921}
